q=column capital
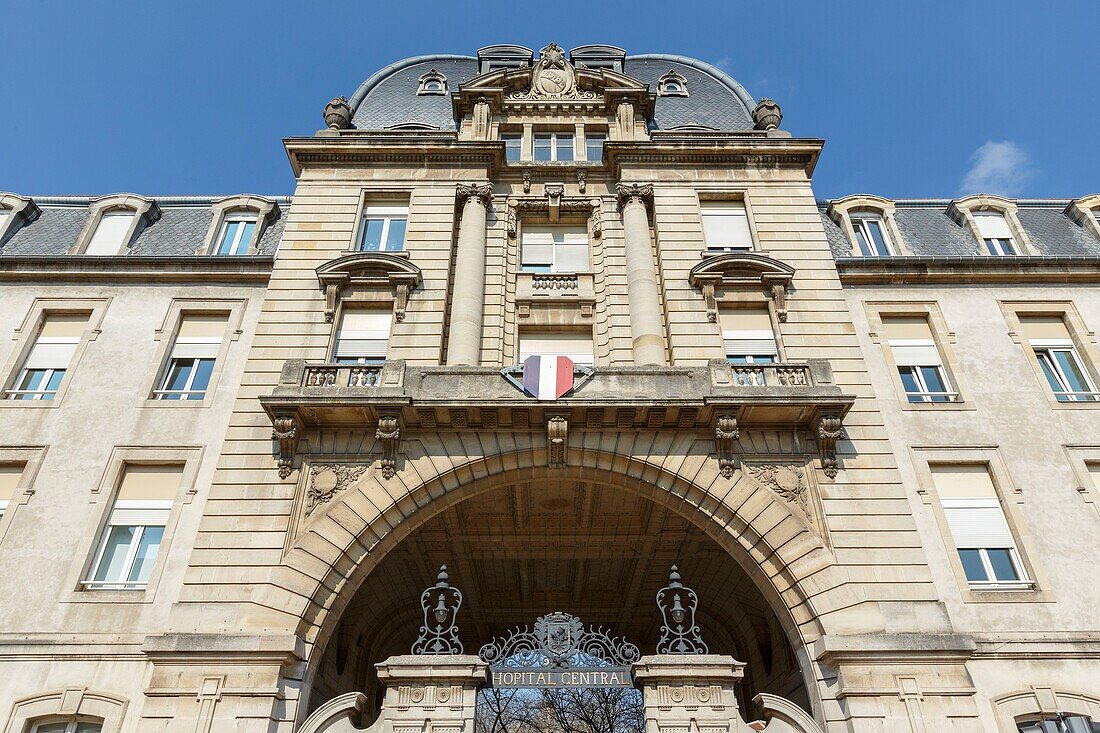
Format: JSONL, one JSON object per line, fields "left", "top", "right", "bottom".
{"left": 616, "top": 182, "right": 653, "bottom": 213}
{"left": 456, "top": 182, "right": 493, "bottom": 208}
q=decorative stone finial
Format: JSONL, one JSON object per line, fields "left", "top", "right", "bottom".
{"left": 324, "top": 96, "right": 352, "bottom": 130}
{"left": 753, "top": 98, "right": 782, "bottom": 131}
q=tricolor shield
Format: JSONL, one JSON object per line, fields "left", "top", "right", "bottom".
{"left": 521, "top": 355, "right": 575, "bottom": 400}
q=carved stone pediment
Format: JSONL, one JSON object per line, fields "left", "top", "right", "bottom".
{"left": 688, "top": 253, "right": 795, "bottom": 322}
{"left": 316, "top": 252, "right": 423, "bottom": 323}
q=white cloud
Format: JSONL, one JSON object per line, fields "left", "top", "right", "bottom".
{"left": 959, "top": 141, "right": 1032, "bottom": 196}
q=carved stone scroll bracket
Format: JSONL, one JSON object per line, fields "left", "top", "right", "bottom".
{"left": 576, "top": 168, "right": 587, "bottom": 194}
{"left": 523, "top": 169, "right": 532, "bottom": 194}
{"left": 615, "top": 183, "right": 654, "bottom": 217}
{"left": 376, "top": 414, "right": 401, "bottom": 479}
{"left": 272, "top": 413, "right": 302, "bottom": 480}
{"left": 324, "top": 281, "right": 341, "bottom": 323}
{"left": 589, "top": 199, "right": 603, "bottom": 238}
{"left": 546, "top": 183, "right": 564, "bottom": 222}
{"left": 699, "top": 281, "right": 718, "bottom": 322}
{"left": 688, "top": 253, "right": 795, "bottom": 326}
{"left": 767, "top": 278, "right": 790, "bottom": 322}
{"left": 547, "top": 415, "right": 568, "bottom": 468}
{"left": 394, "top": 283, "right": 411, "bottom": 323}
{"left": 506, "top": 206, "right": 518, "bottom": 238}
{"left": 714, "top": 414, "right": 739, "bottom": 479}
{"left": 316, "top": 253, "right": 423, "bottom": 324}
{"left": 817, "top": 415, "right": 843, "bottom": 479}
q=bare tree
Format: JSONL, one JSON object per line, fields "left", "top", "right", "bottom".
{"left": 476, "top": 686, "right": 644, "bottom": 733}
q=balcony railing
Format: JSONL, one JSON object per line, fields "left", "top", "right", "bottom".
{"left": 730, "top": 364, "right": 811, "bottom": 388}
{"left": 303, "top": 364, "right": 383, "bottom": 389}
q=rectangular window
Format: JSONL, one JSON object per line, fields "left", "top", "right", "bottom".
{"left": 851, "top": 214, "right": 893, "bottom": 256}
{"left": 215, "top": 212, "right": 258, "bottom": 255}
{"left": 84, "top": 211, "right": 135, "bottom": 255}
{"left": 518, "top": 331, "right": 594, "bottom": 366}
{"left": 719, "top": 307, "right": 777, "bottom": 370}
{"left": 32, "top": 723, "right": 102, "bottom": 733}
{"left": 1018, "top": 315, "right": 1099, "bottom": 402}
{"left": 334, "top": 309, "right": 390, "bottom": 364}
{"left": 701, "top": 201, "right": 754, "bottom": 251}
{"left": 973, "top": 211, "right": 1017, "bottom": 255}
{"left": 357, "top": 204, "right": 408, "bottom": 252}
{"left": 503, "top": 133, "right": 523, "bottom": 162}
{"left": 585, "top": 133, "right": 606, "bottom": 162}
{"left": 931, "top": 464, "right": 1028, "bottom": 588}
{"left": 84, "top": 464, "right": 181, "bottom": 591}
{"left": 6, "top": 313, "right": 89, "bottom": 400}
{"left": 0, "top": 464, "right": 23, "bottom": 520}
{"left": 154, "top": 313, "right": 228, "bottom": 400}
{"left": 533, "top": 133, "right": 574, "bottom": 162}
{"left": 882, "top": 316, "right": 956, "bottom": 403}
{"left": 520, "top": 226, "right": 589, "bottom": 273}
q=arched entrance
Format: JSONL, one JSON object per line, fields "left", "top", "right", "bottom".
{"left": 300, "top": 468, "right": 816, "bottom": 725}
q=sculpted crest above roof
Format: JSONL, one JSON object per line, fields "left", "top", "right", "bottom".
{"left": 509, "top": 43, "right": 594, "bottom": 101}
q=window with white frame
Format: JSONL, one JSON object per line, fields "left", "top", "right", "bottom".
{"left": 502, "top": 133, "right": 523, "bottom": 162}
{"left": 83, "top": 210, "right": 135, "bottom": 255}
{"left": 533, "top": 132, "right": 574, "bottom": 162}
{"left": 356, "top": 204, "right": 408, "bottom": 252}
{"left": 31, "top": 722, "right": 102, "bottom": 733}
{"left": 0, "top": 209, "right": 9, "bottom": 231}
{"left": 154, "top": 313, "right": 228, "bottom": 400}
{"left": 585, "top": 132, "right": 606, "bottom": 163}
{"left": 1017, "top": 715, "right": 1099, "bottom": 732}
{"left": 1018, "top": 315, "right": 1099, "bottom": 402}
{"left": 973, "top": 211, "right": 1018, "bottom": 255}
{"left": 6, "top": 313, "right": 89, "bottom": 400}
{"left": 214, "top": 211, "right": 258, "bottom": 255}
{"left": 518, "top": 331, "right": 593, "bottom": 366}
{"left": 930, "top": 463, "right": 1029, "bottom": 588}
{"left": 334, "top": 309, "right": 390, "bottom": 364}
{"left": 850, "top": 211, "right": 894, "bottom": 256}
{"left": 882, "top": 316, "right": 957, "bottom": 403}
{"left": 520, "top": 226, "right": 589, "bottom": 273}
{"left": 0, "top": 464, "right": 23, "bottom": 520}
{"left": 701, "top": 201, "right": 754, "bottom": 252}
{"left": 84, "top": 464, "right": 181, "bottom": 591}
{"left": 719, "top": 308, "right": 777, "bottom": 383}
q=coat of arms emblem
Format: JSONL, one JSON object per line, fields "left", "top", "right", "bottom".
{"left": 531, "top": 43, "right": 577, "bottom": 98}
{"left": 534, "top": 611, "right": 583, "bottom": 665}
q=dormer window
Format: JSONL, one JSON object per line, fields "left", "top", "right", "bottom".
{"left": 215, "top": 212, "right": 258, "bottom": 255}
{"left": 973, "top": 211, "right": 1018, "bottom": 255}
{"left": 84, "top": 210, "right": 136, "bottom": 255}
{"left": 657, "top": 70, "right": 688, "bottom": 97}
{"left": 850, "top": 212, "right": 894, "bottom": 256}
{"left": 417, "top": 70, "right": 448, "bottom": 96}
{"left": 534, "top": 132, "right": 573, "bottom": 162}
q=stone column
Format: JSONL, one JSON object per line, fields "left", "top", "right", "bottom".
{"left": 617, "top": 183, "right": 666, "bottom": 365}
{"left": 447, "top": 183, "right": 492, "bottom": 366}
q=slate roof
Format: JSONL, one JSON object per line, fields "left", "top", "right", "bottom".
{"left": 0, "top": 196, "right": 290, "bottom": 257}
{"left": 819, "top": 199, "right": 1100, "bottom": 259}
{"left": 347, "top": 52, "right": 757, "bottom": 132}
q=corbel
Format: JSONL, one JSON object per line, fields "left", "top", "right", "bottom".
{"left": 523, "top": 169, "right": 532, "bottom": 194}
{"left": 547, "top": 414, "right": 568, "bottom": 468}
{"left": 394, "top": 283, "right": 410, "bottom": 323}
{"left": 376, "top": 414, "right": 401, "bottom": 479}
{"left": 322, "top": 275, "right": 348, "bottom": 323}
{"left": 766, "top": 277, "right": 789, "bottom": 322}
{"left": 817, "top": 415, "right": 843, "bottom": 479}
{"left": 715, "top": 414, "right": 739, "bottom": 478}
{"left": 546, "top": 183, "right": 564, "bottom": 222}
{"left": 696, "top": 278, "right": 719, "bottom": 322}
{"left": 272, "top": 412, "right": 302, "bottom": 480}
{"left": 589, "top": 199, "right": 603, "bottom": 238}
{"left": 576, "top": 168, "right": 587, "bottom": 194}
{"left": 506, "top": 203, "right": 518, "bottom": 238}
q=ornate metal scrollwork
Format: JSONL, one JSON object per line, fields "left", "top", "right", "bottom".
{"left": 656, "top": 566, "right": 708, "bottom": 654}
{"left": 478, "top": 611, "right": 640, "bottom": 668}
{"left": 411, "top": 565, "right": 464, "bottom": 655}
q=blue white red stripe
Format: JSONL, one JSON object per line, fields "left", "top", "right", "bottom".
{"left": 522, "top": 355, "right": 575, "bottom": 400}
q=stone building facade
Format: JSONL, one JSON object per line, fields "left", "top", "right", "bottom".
{"left": 0, "top": 43, "right": 1097, "bottom": 733}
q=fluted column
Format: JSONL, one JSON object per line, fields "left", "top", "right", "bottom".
{"left": 616, "top": 183, "right": 666, "bottom": 365}
{"left": 447, "top": 183, "right": 492, "bottom": 366}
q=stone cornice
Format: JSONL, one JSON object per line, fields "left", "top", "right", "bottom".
{"left": 606, "top": 138, "right": 823, "bottom": 176}
{"left": 284, "top": 136, "right": 501, "bottom": 177}
{"left": 814, "top": 633, "right": 976, "bottom": 665}
{"left": 142, "top": 633, "right": 304, "bottom": 666}
{"left": 836, "top": 256, "right": 1100, "bottom": 285}
{"left": 0, "top": 255, "right": 273, "bottom": 283}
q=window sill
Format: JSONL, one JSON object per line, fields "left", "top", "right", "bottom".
{"left": 898, "top": 398, "right": 975, "bottom": 412}
{"left": 0, "top": 398, "right": 63, "bottom": 409}
{"left": 61, "top": 587, "right": 153, "bottom": 604}
{"left": 960, "top": 583, "right": 1052, "bottom": 604}
{"left": 140, "top": 397, "right": 214, "bottom": 409}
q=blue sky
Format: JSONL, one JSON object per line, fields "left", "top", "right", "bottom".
{"left": 1, "top": 0, "right": 1096, "bottom": 199}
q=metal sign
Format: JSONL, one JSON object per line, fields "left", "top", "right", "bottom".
{"left": 478, "top": 611, "right": 639, "bottom": 689}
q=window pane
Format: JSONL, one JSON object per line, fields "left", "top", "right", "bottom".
{"left": 128, "top": 525, "right": 164, "bottom": 583}
{"left": 957, "top": 549, "right": 989, "bottom": 582}
{"left": 985, "top": 548, "right": 1020, "bottom": 581}
{"left": 586, "top": 134, "right": 605, "bottom": 162}
{"left": 504, "top": 135, "right": 522, "bottom": 161}
{"left": 898, "top": 367, "right": 923, "bottom": 402}
{"left": 76, "top": 724, "right": 104, "bottom": 733}
{"left": 1053, "top": 350, "right": 1092, "bottom": 395}
{"left": 853, "top": 225, "right": 873, "bottom": 256}
{"left": 93, "top": 525, "right": 136, "bottom": 582}
{"left": 33, "top": 724, "right": 71, "bottom": 733}
{"left": 45, "top": 369, "right": 65, "bottom": 395}
{"left": 385, "top": 218, "right": 407, "bottom": 251}
{"left": 217, "top": 221, "right": 242, "bottom": 255}
{"left": 236, "top": 221, "right": 256, "bottom": 254}
{"left": 162, "top": 359, "right": 194, "bottom": 399}
{"left": 187, "top": 358, "right": 216, "bottom": 399}
{"left": 534, "top": 136, "right": 552, "bottom": 161}
{"left": 865, "top": 219, "right": 890, "bottom": 256}
{"left": 556, "top": 135, "right": 574, "bottom": 161}
{"left": 919, "top": 366, "right": 949, "bottom": 401}
{"left": 1035, "top": 352, "right": 1067, "bottom": 396}
{"left": 16, "top": 369, "right": 46, "bottom": 394}
{"left": 359, "top": 219, "right": 385, "bottom": 251}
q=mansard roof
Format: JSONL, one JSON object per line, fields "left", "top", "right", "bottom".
{"left": 346, "top": 47, "right": 758, "bottom": 132}
{"left": 0, "top": 195, "right": 290, "bottom": 257}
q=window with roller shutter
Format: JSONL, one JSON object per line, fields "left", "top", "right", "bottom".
{"left": 520, "top": 226, "right": 589, "bottom": 273}
{"left": 6, "top": 313, "right": 89, "bottom": 400}
{"left": 701, "top": 201, "right": 754, "bottom": 252}
{"left": 518, "top": 331, "right": 593, "bottom": 367}
{"left": 154, "top": 313, "right": 229, "bottom": 401}
{"left": 1017, "top": 314, "right": 1099, "bottom": 402}
{"left": 881, "top": 315, "right": 957, "bottom": 403}
{"left": 334, "top": 310, "right": 391, "bottom": 364}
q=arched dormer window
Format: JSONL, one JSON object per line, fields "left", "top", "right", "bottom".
{"left": 826, "top": 195, "right": 906, "bottom": 257}
{"left": 657, "top": 70, "right": 688, "bottom": 97}
{"left": 316, "top": 252, "right": 423, "bottom": 324}
{"left": 688, "top": 252, "right": 795, "bottom": 323}
{"left": 72, "top": 194, "right": 159, "bottom": 255}
{"left": 947, "top": 194, "right": 1034, "bottom": 256}
{"left": 200, "top": 195, "right": 279, "bottom": 255}
{"left": 417, "top": 69, "right": 448, "bottom": 96}
{"left": 0, "top": 192, "right": 40, "bottom": 247}
{"left": 1066, "top": 194, "right": 1100, "bottom": 242}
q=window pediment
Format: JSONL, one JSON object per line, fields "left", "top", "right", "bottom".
{"left": 947, "top": 194, "right": 1034, "bottom": 255}
{"left": 0, "top": 192, "right": 41, "bottom": 246}
{"left": 316, "top": 252, "right": 422, "bottom": 323}
{"left": 1066, "top": 194, "right": 1100, "bottom": 240}
{"left": 72, "top": 193, "right": 160, "bottom": 255}
{"left": 689, "top": 253, "right": 795, "bottom": 323}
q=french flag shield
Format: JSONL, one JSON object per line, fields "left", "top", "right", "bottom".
{"left": 522, "top": 355, "right": 575, "bottom": 400}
